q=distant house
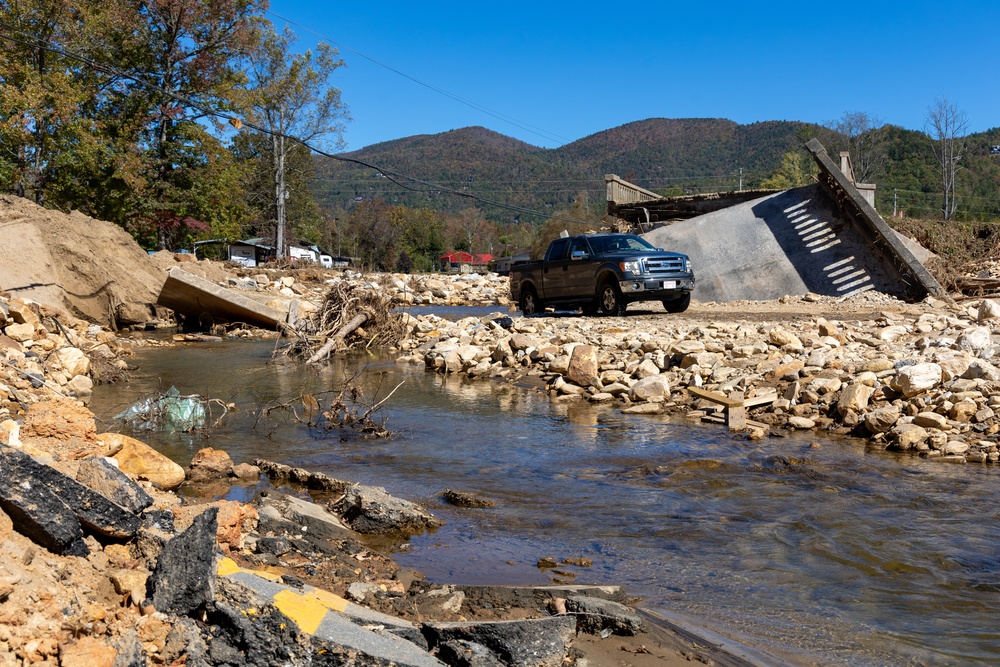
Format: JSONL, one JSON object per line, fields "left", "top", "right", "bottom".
{"left": 440, "top": 251, "right": 493, "bottom": 272}
{"left": 195, "top": 237, "right": 351, "bottom": 268}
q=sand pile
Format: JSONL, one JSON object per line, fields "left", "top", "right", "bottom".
{"left": 0, "top": 195, "right": 165, "bottom": 328}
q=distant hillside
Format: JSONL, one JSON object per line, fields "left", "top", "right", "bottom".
{"left": 312, "top": 119, "right": 820, "bottom": 223}
{"left": 311, "top": 118, "right": 1000, "bottom": 224}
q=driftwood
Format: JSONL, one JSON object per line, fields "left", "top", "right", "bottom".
{"left": 307, "top": 312, "right": 370, "bottom": 363}
{"left": 277, "top": 277, "right": 406, "bottom": 362}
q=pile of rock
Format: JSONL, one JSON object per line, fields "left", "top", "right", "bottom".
{"left": 223, "top": 269, "right": 512, "bottom": 316}
{"left": 397, "top": 298, "right": 1000, "bottom": 465}
{"left": 0, "top": 294, "right": 132, "bottom": 416}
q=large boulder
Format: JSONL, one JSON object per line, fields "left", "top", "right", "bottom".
{"left": 865, "top": 405, "right": 902, "bottom": 434}
{"left": 102, "top": 433, "right": 185, "bottom": 490}
{"left": 890, "top": 363, "right": 942, "bottom": 398}
{"left": 565, "top": 345, "right": 598, "bottom": 387}
{"left": 628, "top": 376, "right": 670, "bottom": 402}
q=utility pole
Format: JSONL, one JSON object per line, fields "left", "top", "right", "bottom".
{"left": 894, "top": 189, "right": 898, "bottom": 217}
{"left": 739, "top": 168, "right": 743, "bottom": 192}
{"left": 273, "top": 111, "right": 286, "bottom": 261}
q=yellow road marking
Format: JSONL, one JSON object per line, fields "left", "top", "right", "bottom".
{"left": 217, "top": 557, "right": 281, "bottom": 581}
{"left": 272, "top": 589, "right": 327, "bottom": 634}
{"left": 304, "top": 587, "right": 349, "bottom": 612}
{"left": 217, "top": 558, "right": 241, "bottom": 577}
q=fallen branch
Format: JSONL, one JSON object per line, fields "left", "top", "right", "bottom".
{"left": 307, "top": 311, "right": 370, "bottom": 363}
{"left": 276, "top": 277, "right": 406, "bottom": 362}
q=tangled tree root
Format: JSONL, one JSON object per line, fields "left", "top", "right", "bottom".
{"left": 279, "top": 278, "right": 406, "bottom": 362}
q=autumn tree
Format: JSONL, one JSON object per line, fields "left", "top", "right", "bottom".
{"left": 236, "top": 23, "right": 347, "bottom": 258}
{"left": 126, "top": 0, "right": 263, "bottom": 248}
{"left": 447, "top": 208, "right": 496, "bottom": 256}
{"left": 925, "top": 97, "right": 968, "bottom": 221}
{"left": 346, "top": 199, "right": 395, "bottom": 270}
{"left": 529, "top": 194, "right": 600, "bottom": 259}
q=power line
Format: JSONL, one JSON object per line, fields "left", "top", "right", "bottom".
{"left": 265, "top": 9, "right": 572, "bottom": 149}
{"left": 0, "top": 23, "right": 596, "bottom": 227}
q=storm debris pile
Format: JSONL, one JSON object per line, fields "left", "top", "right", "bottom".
{"left": 283, "top": 278, "right": 409, "bottom": 362}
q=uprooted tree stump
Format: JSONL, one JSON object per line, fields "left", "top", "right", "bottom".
{"left": 279, "top": 278, "right": 407, "bottom": 363}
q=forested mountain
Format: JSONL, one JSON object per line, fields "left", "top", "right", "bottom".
{"left": 312, "top": 118, "right": 1000, "bottom": 225}
{"left": 312, "top": 118, "right": 824, "bottom": 224}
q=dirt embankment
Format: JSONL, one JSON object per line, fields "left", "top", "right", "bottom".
{"left": 0, "top": 196, "right": 166, "bottom": 329}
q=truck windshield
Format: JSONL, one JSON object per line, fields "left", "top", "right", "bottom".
{"left": 589, "top": 235, "right": 655, "bottom": 254}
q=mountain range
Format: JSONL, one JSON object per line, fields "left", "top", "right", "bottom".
{"left": 311, "top": 118, "right": 1000, "bottom": 223}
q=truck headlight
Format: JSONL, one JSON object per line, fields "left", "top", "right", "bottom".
{"left": 619, "top": 260, "right": 641, "bottom": 274}
{"left": 685, "top": 258, "right": 692, "bottom": 273}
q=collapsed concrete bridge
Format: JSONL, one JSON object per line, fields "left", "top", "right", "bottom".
{"left": 607, "top": 139, "right": 946, "bottom": 304}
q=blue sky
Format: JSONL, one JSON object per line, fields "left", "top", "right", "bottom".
{"left": 266, "top": 0, "right": 999, "bottom": 152}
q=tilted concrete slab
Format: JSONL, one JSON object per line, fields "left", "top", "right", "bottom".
{"left": 157, "top": 267, "right": 286, "bottom": 329}
{"left": 805, "top": 138, "right": 947, "bottom": 301}
{"left": 641, "top": 139, "right": 945, "bottom": 304}
{"left": 645, "top": 183, "right": 938, "bottom": 304}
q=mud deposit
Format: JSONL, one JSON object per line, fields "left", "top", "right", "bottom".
{"left": 92, "top": 338, "right": 1000, "bottom": 666}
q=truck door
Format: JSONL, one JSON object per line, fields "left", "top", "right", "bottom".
{"left": 565, "top": 237, "right": 596, "bottom": 297}
{"left": 543, "top": 238, "right": 571, "bottom": 298}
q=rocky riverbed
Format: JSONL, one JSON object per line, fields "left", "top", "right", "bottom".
{"left": 394, "top": 288, "right": 1000, "bottom": 465}
{"left": 5, "top": 259, "right": 1000, "bottom": 666}
{"left": 0, "top": 283, "right": 730, "bottom": 666}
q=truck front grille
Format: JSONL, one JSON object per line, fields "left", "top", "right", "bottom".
{"left": 645, "top": 257, "right": 686, "bottom": 275}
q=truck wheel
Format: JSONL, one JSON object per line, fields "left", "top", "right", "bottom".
{"left": 662, "top": 292, "right": 691, "bottom": 313}
{"left": 520, "top": 288, "right": 543, "bottom": 316}
{"left": 597, "top": 281, "right": 625, "bottom": 316}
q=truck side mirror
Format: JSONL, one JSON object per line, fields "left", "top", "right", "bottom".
{"left": 571, "top": 250, "right": 588, "bottom": 260}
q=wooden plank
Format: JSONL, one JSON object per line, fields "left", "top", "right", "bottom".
{"left": 702, "top": 414, "right": 769, "bottom": 430}
{"left": 744, "top": 392, "right": 778, "bottom": 408}
{"left": 725, "top": 391, "right": 746, "bottom": 429}
{"left": 687, "top": 386, "right": 744, "bottom": 408}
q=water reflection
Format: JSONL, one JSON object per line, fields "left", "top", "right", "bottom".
{"left": 90, "top": 339, "right": 1000, "bottom": 666}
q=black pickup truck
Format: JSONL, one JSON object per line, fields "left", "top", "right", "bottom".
{"left": 509, "top": 233, "right": 695, "bottom": 316}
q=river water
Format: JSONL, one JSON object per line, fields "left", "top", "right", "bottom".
{"left": 89, "top": 333, "right": 1000, "bottom": 667}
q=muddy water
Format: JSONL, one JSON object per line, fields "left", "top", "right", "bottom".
{"left": 90, "top": 337, "right": 1000, "bottom": 667}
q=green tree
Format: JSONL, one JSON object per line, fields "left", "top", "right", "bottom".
{"left": 761, "top": 151, "right": 814, "bottom": 189}
{"left": 127, "top": 0, "right": 264, "bottom": 248}
{"left": 236, "top": 23, "right": 348, "bottom": 258}
{"left": 393, "top": 206, "right": 444, "bottom": 272}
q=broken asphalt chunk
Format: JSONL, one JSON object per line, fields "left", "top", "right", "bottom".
{"left": 422, "top": 616, "right": 576, "bottom": 667}
{"left": 147, "top": 506, "right": 218, "bottom": 615}
{"left": 0, "top": 445, "right": 142, "bottom": 553}
{"left": 565, "top": 595, "right": 647, "bottom": 636}
{"left": 75, "top": 456, "right": 154, "bottom": 515}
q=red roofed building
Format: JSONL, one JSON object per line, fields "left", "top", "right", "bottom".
{"left": 441, "top": 251, "right": 493, "bottom": 271}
